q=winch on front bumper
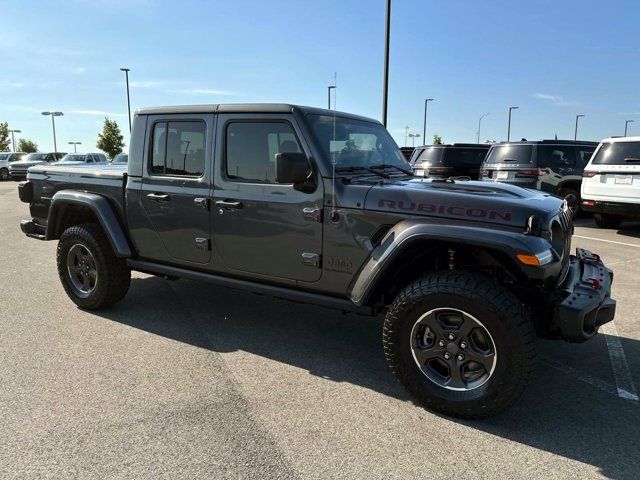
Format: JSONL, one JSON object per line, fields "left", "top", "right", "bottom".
{"left": 553, "top": 248, "right": 616, "bottom": 342}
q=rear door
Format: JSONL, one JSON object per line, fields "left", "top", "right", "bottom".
{"left": 139, "top": 114, "right": 213, "bottom": 265}
{"left": 212, "top": 113, "right": 323, "bottom": 282}
{"left": 583, "top": 141, "right": 640, "bottom": 202}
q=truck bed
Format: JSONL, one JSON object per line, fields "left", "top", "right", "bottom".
{"left": 27, "top": 163, "right": 127, "bottom": 225}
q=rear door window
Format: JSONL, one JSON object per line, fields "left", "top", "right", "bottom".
{"left": 150, "top": 121, "right": 206, "bottom": 176}
{"left": 592, "top": 142, "right": 640, "bottom": 165}
{"left": 484, "top": 145, "right": 533, "bottom": 164}
{"left": 537, "top": 146, "right": 577, "bottom": 168}
{"left": 577, "top": 146, "right": 596, "bottom": 166}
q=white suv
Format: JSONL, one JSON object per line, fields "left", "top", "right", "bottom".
{"left": 581, "top": 136, "right": 640, "bottom": 228}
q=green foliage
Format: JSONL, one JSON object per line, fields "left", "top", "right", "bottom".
{"left": 433, "top": 134, "right": 443, "bottom": 145}
{"left": 18, "top": 138, "right": 38, "bottom": 153}
{"left": 96, "top": 117, "right": 125, "bottom": 159}
{"left": 0, "top": 122, "right": 10, "bottom": 151}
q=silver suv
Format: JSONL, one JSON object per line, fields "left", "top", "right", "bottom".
{"left": 0, "top": 152, "right": 26, "bottom": 180}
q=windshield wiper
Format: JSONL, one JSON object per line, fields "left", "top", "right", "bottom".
{"left": 624, "top": 158, "right": 640, "bottom": 163}
{"left": 369, "top": 163, "right": 415, "bottom": 176}
{"left": 334, "top": 166, "right": 391, "bottom": 179}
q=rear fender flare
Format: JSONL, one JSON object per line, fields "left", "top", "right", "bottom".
{"left": 348, "top": 219, "right": 551, "bottom": 306}
{"left": 46, "top": 190, "right": 132, "bottom": 258}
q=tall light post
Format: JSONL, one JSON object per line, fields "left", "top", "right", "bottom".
{"left": 404, "top": 126, "right": 410, "bottom": 147}
{"left": 476, "top": 113, "right": 489, "bottom": 143}
{"left": 327, "top": 85, "right": 336, "bottom": 109}
{"left": 408, "top": 133, "right": 421, "bottom": 147}
{"left": 574, "top": 114, "right": 585, "bottom": 141}
{"left": 381, "top": 0, "right": 391, "bottom": 127}
{"left": 68, "top": 141, "right": 82, "bottom": 153}
{"left": 423, "top": 98, "right": 434, "bottom": 144}
{"left": 8, "top": 129, "right": 21, "bottom": 152}
{"left": 625, "top": 119, "right": 634, "bottom": 137}
{"left": 507, "top": 106, "right": 519, "bottom": 142}
{"left": 120, "top": 67, "right": 132, "bottom": 132}
{"left": 42, "top": 112, "right": 63, "bottom": 155}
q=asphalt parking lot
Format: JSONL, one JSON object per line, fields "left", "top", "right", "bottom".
{"left": 1, "top": 179, "right": 638, "bottom": 480}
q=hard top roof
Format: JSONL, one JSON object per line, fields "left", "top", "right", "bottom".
{"left": 135, "top": 103, "right": 379, "bottom": 123}
{"left": 416, "top": 143, "right": 492, "bottom": 149}
{"left": 494, "top": 139, "right": 599, "bottom": 146}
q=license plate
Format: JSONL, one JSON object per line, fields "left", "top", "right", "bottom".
{"left": 614, "top": 175, "right": 633, "bottom": 185}
{"left": 415, "top": 169, "right": 426, "bottom": 177}
{"left": 497, "top": 171, "right": 509, "bottom": 180}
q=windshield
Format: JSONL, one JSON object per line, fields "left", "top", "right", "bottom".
{"left": 0, "top": 154, "right": 8, "bottom": 161}
{"left": 308, "top": 114, "right": 407, "bottom": 170}
{"left": 592, "top": 142, "right": 640, "bottom": 165}
{"left": 484, "top": 145, "right": 533, "bottom": 164}
{"left": 112, "top": 153, "right": 128, "bottom": 163}
{"left": 24, "top": 153, "right": 47, "bottom": 162}
{"left": 59, "top": 154, "right": 85, "bottom": 163}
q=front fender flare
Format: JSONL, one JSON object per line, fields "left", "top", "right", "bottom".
{"left": 46, "top": 190, "right": 132, "bottom": 258}
{"left": 348, "top": 219, "right": 553, "bottom": 306}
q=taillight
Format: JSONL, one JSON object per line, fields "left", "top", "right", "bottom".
{"left": 515, "top": 168, "right": 545, "bottom": 178}
{"left": 479, "top": 168, "right": 488, "bottom": 175}
{"left": 582, "top": 171, "right": 597, "bottom": 178}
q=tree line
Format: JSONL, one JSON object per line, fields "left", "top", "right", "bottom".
{"left": 0, "top": 118, "right": 125, "bottom": 158}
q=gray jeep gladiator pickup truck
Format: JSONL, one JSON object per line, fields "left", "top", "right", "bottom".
{"left": 18, "top": 104, "right": 616, "bottom": 418}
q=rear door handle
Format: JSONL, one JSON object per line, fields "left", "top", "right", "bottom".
{"left": 147, "top": 193, "right": 170, "bottom": 202}
{"left": 215, "top": 200, "right": 243, "bottom": 210}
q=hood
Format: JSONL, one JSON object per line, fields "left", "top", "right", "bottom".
{"left": 364, "top": 178, "right": 563, "bottom": 228}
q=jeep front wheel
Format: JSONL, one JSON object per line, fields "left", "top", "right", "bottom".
{"left": 57, "top": 224, "right": 131, "bottom": 310}
{"left": 383, "top": 270, "right": 535, "bottom": 418}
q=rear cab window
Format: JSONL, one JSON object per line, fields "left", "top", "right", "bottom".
{"left": 592, "top": 142, "right": 640, "bottom": 166}
{"left": 444, "top": 148, "right": 488, "bottom": 167}
{"left": 413, "top": 147, "right": 444, "bottom": 165}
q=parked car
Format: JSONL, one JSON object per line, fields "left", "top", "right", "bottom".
{"left": 18, "top": 103, "right": 615, "bottom": 419}
{"left": 111, "top": 153, "right": 128, "bottom": 164}
{"left": 480, "top": 140, "right": 598, "bottom": 216}
{"left": 9, "top": 152, "right": 66, "bottom": 180}
{"left": 581, "top": 136, "right": 640, "bottom": 228}
{"left": 0, "top": 152, "right": 26, "bottom": 180}
{"left": 410, "top": 143, "right": 491, "bottom": 180}
{"left": 55, "top": 153, "right": 109, "bottom": 165}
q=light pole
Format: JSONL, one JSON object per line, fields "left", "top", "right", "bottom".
{"left": 408, "top": 133, "right": 421, "bottom": 147}
{"left": 8, "top": 129, "right": 21, "bottom": 152}
{"left": 574, "top": 114, "right": 585, "bottom": 141}
{"left": 507, "top": 106, "right": 518, "bottom": 142}
{"left": 381, "top": 0, "right": 391, "bottom": 127}
{"left": 404, "top": 126, "right": 410, "bottom": 147}
{"left": 68, "top": 141, "right": 82, "bottom": 153}
{"left": 327, "top": 85, "right": 336, "bottom": 109}
{"left": 42, "top": 112, "right": 63, "bottom": 155}
{"left": 476, "top": 113, "right": 489, "bottom": 143}
{"left": 625, "top": 120, "right": 634, "bottom": 137}
{"left": 423, "top": 98, "right": 434, "bottom": 144}
{"left": 120, "top": 67, "right": 132, "bottom": 132}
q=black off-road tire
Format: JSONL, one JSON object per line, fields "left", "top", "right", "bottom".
{"left": 594, "top": 213, "right": 623, "bottom": 229}
{"left": 0, "top": 168, "right": 9, "bottom": 181}
{"left": 57, "top": 223, "right": 131, "bottom": 310}
{"left": 383, "top": 270, "right": 535, "bottom": 419}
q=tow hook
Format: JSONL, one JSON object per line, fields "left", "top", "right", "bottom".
{"left": 587, "top": 277, "right": 602, "bottom": 290}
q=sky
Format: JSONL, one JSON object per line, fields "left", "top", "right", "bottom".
{"left": 1, "top": 0, "right": 639, "bottom": 153}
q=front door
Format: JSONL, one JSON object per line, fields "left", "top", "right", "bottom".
{"left": 212, "top": 114, "right": 323, "bottom": 282}
{"left": 140, "top": 115, "right": 213, "bottom": 265}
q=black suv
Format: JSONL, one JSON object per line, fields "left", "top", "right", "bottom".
{"left": 410, "top": 144, "right": 491, "bottom": 180}
{"left": 480, "top": 140, "right": 597, "bottom": 214}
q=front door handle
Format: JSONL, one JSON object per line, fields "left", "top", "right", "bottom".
{"left": 215, "top": 200, "right": 243, "bottom": 210}
{"left": 147, "top": 193, "right": 170, "bottom": 202}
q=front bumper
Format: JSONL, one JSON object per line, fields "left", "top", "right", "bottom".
{"left": 9, "top": 171, "right": 27, "bottom": 180}
{"left": 582, "top": 199, "right": 640, "bottom": 219}
{"left": 553, "top": 248, "right": 616, "bottom": 342}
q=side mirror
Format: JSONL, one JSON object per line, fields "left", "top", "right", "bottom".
{"left": 275, "top": 152, "right": 311, "bottom": 186}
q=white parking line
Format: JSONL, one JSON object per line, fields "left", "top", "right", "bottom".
{"left": 542, "top": 357, "right": 623, "bottom": 400}
{"left": 573, "top": 235, "right": 640, "bottom": 248}
{"left": 600, "top": 322, "right": 639, "bottom": 402}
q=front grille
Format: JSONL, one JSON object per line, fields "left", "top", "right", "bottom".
{"left": 555, "top": 206, "right": 573, "bottom": 280}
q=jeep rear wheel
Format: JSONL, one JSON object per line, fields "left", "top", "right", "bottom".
{"left": 57, "top": 224, "right": 131, "bottom": 310}
{"left": 383, "top": 271, "right": 535, "bottom": 418}
{"left": 594, "top": 213, "right": 623, "bottom": 229}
